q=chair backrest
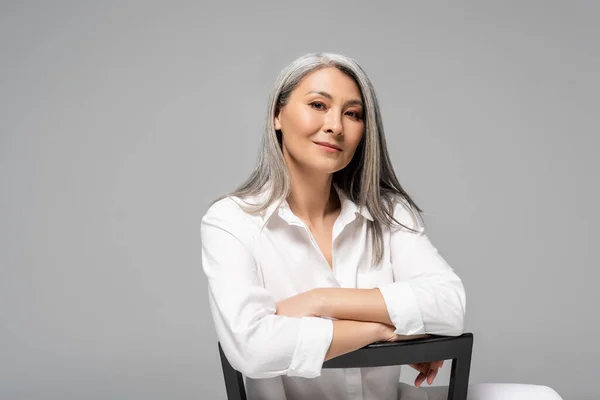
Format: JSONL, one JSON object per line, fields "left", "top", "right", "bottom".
{"left": 218, "top": 332, "right": 474, "bottom": 400}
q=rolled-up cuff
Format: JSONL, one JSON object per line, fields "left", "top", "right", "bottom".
{"left": 288, "top": 316, "right": 333, "bottom": 378}
{"left": 378, "top": 282, "right": 426, "bottom": 335}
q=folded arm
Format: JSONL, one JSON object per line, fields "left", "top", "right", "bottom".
{"left": 202, "top": 200, "right": 386, "bottom": 379}
{"left": 309, "top": 202, "right": 467, "bottom": 337}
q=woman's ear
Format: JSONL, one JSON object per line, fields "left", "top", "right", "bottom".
{"left": 274, "top": 114, "right": 281, "bottom": 130}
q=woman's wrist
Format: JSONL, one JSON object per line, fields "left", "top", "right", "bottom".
{"left": 362, "top": 321, "right": 387, "bottom": 344}
{"left": 373, "top": 322, "right": 388, "bottom": 342}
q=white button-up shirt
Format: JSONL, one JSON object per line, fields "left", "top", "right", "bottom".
{"left": 201, "top": 185, "right": 466, "bottom": 400}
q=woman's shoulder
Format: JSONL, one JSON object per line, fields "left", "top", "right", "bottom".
{"left": 202, "top": 192, "right": 268, "bottom": 232}
{"left": 203, "top": 194, "right": 254, "bottom": 222}
{"left": 200, "top": 195, "right": 261, "bottom": 249}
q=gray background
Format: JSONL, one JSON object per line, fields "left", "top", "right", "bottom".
{"left": 1, "top": 1, "right": 598, "bottom": 399}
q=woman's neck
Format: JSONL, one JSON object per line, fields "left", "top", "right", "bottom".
{"left": 286, "top": 169, "right": 340, "bottom": 224}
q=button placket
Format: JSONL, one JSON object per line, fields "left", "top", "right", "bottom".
{"left": 278, "top": 204, "right": 360, "bottom": 284}
{"left": 281, "top": 207, "right": 339, "bottom": 273}
{"left": 282, "top": 214, "right": 335, "bottom": 279}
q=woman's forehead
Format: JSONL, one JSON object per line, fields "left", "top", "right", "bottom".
{"left": 295, "top": 68, "right": 362, "bottom": 99}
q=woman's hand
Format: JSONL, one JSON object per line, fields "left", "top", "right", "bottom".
{"left": 377, "top": 324, "right": 444, "bottom": 387}
{"left": 409, "top": 360, "right": 444, "bottom": 387}
{"left": 275, "top": 289, "right": 324, "bottom": 318}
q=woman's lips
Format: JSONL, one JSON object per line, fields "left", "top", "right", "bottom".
{"left": 314, "top": 142, "right": 342, "bottom": 152}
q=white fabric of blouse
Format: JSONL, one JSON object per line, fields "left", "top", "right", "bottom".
{"left": 200, "top": 185, "right": 466, "bottom": 400}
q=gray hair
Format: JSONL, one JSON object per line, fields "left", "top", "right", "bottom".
{"left": 211, "top": 52, "right": 425, "bottom": 266}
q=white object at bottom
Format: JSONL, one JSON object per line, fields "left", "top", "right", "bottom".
{"left": 397, "top": 382, "right": 563, "bottom": 400}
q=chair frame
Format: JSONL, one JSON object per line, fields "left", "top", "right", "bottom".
{"left": 218, "top": 332, "right": 474, "bottom": 400}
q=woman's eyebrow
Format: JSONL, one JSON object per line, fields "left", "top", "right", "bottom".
{"left": 305, "top": 90, "right": 363, "bottom": 107}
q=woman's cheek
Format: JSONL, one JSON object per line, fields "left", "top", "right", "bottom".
{"left": 297, "top": 110, "right": 321, "bottom": 132}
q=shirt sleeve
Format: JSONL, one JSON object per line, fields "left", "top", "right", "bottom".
{"left": 377, "top": 200, "right": 466, "bottom": 337}
{"left": 201, "top": 198, "right": 334, "bottom": 379}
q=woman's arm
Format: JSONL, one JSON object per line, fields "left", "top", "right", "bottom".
{"left": 202, "top": 200, "right": 334, "bottom": 379}
{"left": 325, "top": 320, "right": 383, "bottom": 360}
{"left": 376, "top": 201, "right": 466, "bottom": 336}
{"left": 320, "top": 287, "right": 394, "bottom": 326}
{"left": 277, "top": 286, "right": 394, "bottom": 326}
{"left": 296, "top": 202, "right": 466, "bottom": 337}
{"left": 325, "top": 320, "right": 431, "bottom": 361}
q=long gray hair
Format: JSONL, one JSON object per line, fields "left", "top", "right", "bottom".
{"left": 211, "top": 52, "right": 425, "bottom": 266}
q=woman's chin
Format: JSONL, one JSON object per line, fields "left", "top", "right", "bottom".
{"left": 308, "top": 161, "right": 346, "bottom": 175}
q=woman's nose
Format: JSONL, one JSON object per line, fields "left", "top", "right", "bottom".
{"left": 323, "top": 111, "right": 343, "bottom": 136}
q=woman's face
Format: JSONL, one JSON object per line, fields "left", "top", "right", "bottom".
{"left": 274, "top": 67, "right": 365, "bottom": 174}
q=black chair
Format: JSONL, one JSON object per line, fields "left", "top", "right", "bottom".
{"left": 218, "top": 332, "right": 474, "bottom": 400}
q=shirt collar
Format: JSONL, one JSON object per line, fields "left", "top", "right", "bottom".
{"left": 260, "top": 184, "right": 373, "bottom": 229}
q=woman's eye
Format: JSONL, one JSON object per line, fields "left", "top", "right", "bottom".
{"left": 310, "top": 102, "right": 362, "bottom": 120}
{"left": 310, "top": 101, "right": 325, "bottom": 110}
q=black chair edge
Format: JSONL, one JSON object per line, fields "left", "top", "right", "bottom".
{"left": 218, "top": 332, "right": 474, "bottom": 400}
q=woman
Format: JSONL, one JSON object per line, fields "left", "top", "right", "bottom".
{"left": 200, "top": 53, "right": 562, "bottom": 400}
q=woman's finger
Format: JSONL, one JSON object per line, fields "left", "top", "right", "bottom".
{"left": 427, "top": 367, "right": 439, "bottom": 385}
{"left": 415, "top": 372, "right": 427, "bottom": 387}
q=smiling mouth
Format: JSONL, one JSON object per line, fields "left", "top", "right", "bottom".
{"left": 314, "top": 142, "right": 342, "bottom": 151}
